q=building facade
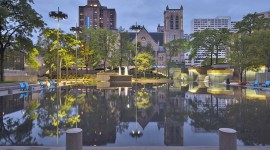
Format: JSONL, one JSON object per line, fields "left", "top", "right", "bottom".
{"left": 163, "top": 5, "right": 185, "bottom": 64}
{"left": 259, "top": 11, "right": 270, "bottom": 18}
{"left": 164, "top": 5, "right": 184, "bottom": 43}
{"left": 186, "top": 16, "right": 238, "bottom": 66}
{"left": 191, "top": 16, "right": 232, "bottom": 33}
{"left": 129, "top": 27, "right": 164, "bottom": 67}
{"left": 79, "top": 0, "right": 116, "bottom": 30}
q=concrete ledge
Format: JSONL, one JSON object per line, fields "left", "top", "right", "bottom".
{"left": 0, "top": 146, "right": 269, "bottom": 150}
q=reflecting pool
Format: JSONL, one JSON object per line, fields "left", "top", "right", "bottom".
{"left": 0, "top": 81, "right": 270, "bottom": 146}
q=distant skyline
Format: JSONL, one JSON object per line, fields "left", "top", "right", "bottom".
{"left": 33, "top": 0, "right": 270, "bottom": 35}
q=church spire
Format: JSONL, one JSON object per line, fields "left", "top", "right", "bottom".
{"left": 180, "top": 5, "right": 183, "bottom": 10}
{"left": 166, "top": 5, "right": 169, "bottom": 10}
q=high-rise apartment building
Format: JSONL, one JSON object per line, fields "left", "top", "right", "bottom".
{"left": 79, "top": 0, "right": 116, "bottom": 30}
{"left": 191, "top": 16, "right": 237, "bottom": 33}
{"left": 186, "top": 16, "right": 238, "bottom": 66}
{"left": 259, "top": 11, "right": 270, "bottom": 18}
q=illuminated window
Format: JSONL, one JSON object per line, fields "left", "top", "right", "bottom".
{"left": 141, "top": 37, "right": 146, "bottom": 41}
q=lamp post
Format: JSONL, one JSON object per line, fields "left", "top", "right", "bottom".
{"left": 130, "top": 23, "right": 142, "bottom": 80}
{"left": 49, "top": 7, "right": 68, "bottom": 83}
{"left": 70, "top": 26, "right": 82, "bottom": 85}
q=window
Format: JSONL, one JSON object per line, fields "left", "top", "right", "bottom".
{"left": 170, "top": 15, "right": 174, "bottom": 29}
{"left": 175, "top": 16, "right": 179, "bottom": 29}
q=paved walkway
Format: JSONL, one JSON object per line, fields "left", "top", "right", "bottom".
{"left": 0, "top": 146, "right": 270, "bottom": 150}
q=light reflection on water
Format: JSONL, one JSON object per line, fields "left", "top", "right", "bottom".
{"left": 0, "top": 81, "right": 270, "bottom": 146}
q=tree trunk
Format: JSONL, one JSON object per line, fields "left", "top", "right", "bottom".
{"left": 216, "top": 50, "right": 219, "bottom": 64}
{"left": 0, "top": 49, "right": 5, "bottom": 81}
{"left": 50, "top": 66, "right": 52, "bottom": 79}
{"left": 66, "top": 65, "right": 68, "bottom": 81}
{"left": 210, "top": 51, "right": 213, "bottom": 66}
{"left": 59, "top": 58, "right": 62, "bottom": 82}
{"left": 244, "top": 70, "right": 247, "bottom": 82}
{"left": 103, "top": 58, "right": 106, "bottom": 72}
{"left": 240, "top": 70, "right": 243, "bottom": 83}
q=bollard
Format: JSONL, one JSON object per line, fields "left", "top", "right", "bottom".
{"left": 8, "top": 89, "right": 13, "bottom": 94}
{"left": 66, "top": 128, "right": 82, "bottom": 150}
{"left": 219, "top": 128, "right": 237, "bottom": 150}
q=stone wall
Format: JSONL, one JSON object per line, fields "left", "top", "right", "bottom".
{"left": 5, "top": 75, "right": 37, "bottom": 82}
{"left": 110, "top": 75, "right": 132, "bottom": 82}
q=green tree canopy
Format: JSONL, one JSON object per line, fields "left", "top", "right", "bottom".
{"left": 134, "top": 52, "right": 153, "bottom": 78}
{"left": 0, "top": 0, "right": 44, "bottom": 81}
{"left": 164, "top": 38, "right": 189, "bottom": 77}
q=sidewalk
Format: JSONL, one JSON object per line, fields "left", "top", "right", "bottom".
{"left": 0, "top": 146, "right": 270, "bottom": 150}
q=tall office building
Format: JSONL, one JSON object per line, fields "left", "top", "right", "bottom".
{"left": 191, "top": 16, "right": 236, "bottom": 33}
{"left": 259, "top": 11, "right": 270, "bottom": 18}
{"left": 164, "top": 5, "right": 184, "bottom": 43}
{"left": 79, "top": 0, "right": 117, "bottom": 30}
{"left": 186, "top": 16, "right": 238, "bottom": 66}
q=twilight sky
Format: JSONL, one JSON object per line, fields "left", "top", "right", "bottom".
{"left": 33, "top": 0, "right": 270, "bottom": 34}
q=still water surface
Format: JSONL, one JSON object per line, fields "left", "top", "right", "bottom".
{"left": 0, "top": 82, "right": 270, "bottom": 146}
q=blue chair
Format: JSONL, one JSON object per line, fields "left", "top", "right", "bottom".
{"left": 24, "top": 82, "right": 29, "bottom": 90}
{"left": 49, "top": 80, "right": 56, "bottom": 87}
{"left": 39, "top": 81, "right": 45, "bottom": 88}
{"left": 248, "top": 80, "right": 259, "bottom": 86}
{"left": 19, "top": 82, "right": 25, "bottom": 91}
{"left": 262, "top": 81, "right": 270, "bottom": 87}
{"left": 49, "top": 88, "right": 55, "bottom": 92}
{"left": 19, "top": 93, "right": 24, "bottom": 99}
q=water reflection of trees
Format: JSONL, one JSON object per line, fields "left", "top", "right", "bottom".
{"left": 188, "top": 94, "right": 270, "bottom": 146}
{"left": 37, "top": 87, "right": 81, "bottom": 140}
{"left": 0, "top": 95, "right": 40, "bottom": 146}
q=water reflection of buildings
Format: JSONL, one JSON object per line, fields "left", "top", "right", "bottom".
{"left": 155, "top": 83, "right": 185, "bottom": 146}
{"left": 2, "top": 82, "right": 270, "bottom": 146}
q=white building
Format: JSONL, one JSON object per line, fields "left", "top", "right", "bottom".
{"left": 259, "top": 11, "right": 270, "bottom": 18}
{"left": 186, "top": 16, "right": 238, "bottom": 66}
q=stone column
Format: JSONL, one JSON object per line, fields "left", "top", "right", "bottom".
{"left": 119, "top": 66, "right": 121, "bottom": 75}
{"left": 66, "top": 128, "right": 82, "bottom": 150}
{"left": 219, "top": 128, "right": 237, "bottom": 150}
{"left": 125, "top": 66, "right": 128, "bottom": 75}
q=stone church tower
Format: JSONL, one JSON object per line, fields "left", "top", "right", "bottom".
{"left": 164, "top": 5, "right": 184, "bottom": 44}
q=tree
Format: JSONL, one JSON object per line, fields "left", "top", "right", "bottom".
{"left": 235, "top": 13, "right": 270, "bottom": 35}
{"left": 164, "top": 39, "right": 188, "bottom": 78}
{"left": 26, "top": 48, "right": 40, "bottom": 72}
{"left": 81, "top": 28, "right": 100, "bottom": 72}
{"left": 190, "top": 29, "right": 230, "bottom": 65}
{"left": 0, "top": 0, "right": 44, "bottom": 81}
{"left": 190, "top": 29, "right": 216, "bottom": 65}
{"left": 94, "top": 28, "right": 118, "bottom": 72}
{"left": 81, "top": 28, "right": 118, "bottom": 72}
{"left": 134, "top": 52, "right": 153, "bottom": 78}
{"left": 36, "top": 28, "right": 59, "bottom": 79}
{"left": 134, "top": 89, "right": 152, "bottom": 109}
{"left": 227, "top": 34, "right": 254, "bottom": 82}
{"left": 115, "top": 27, "right": 135, "bottom": 68}
{"left": 60, "top": 33, "right": 80, "bottom": 80}
{"left": 213, "top": 28, "right": 231, "bottom": 64}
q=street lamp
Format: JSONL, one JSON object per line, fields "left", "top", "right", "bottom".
{"left": 49, "top": 7, "right": 68, "bottom": 84}
{"left": 70, "top": 26, "right": 82, "bottom": 85}
{"left": 130, "top": 23, "right": 142, "bottom": 80}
